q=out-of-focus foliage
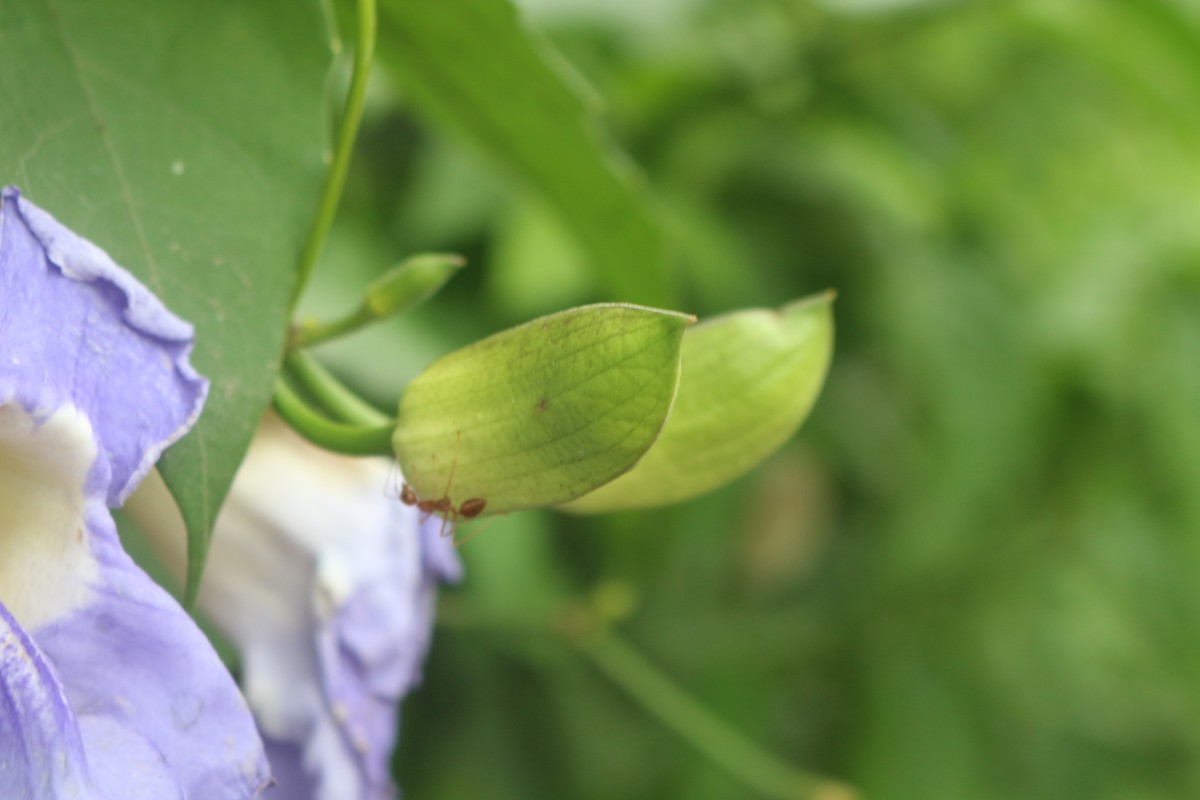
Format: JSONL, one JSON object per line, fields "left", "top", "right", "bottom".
{"left": 311, "top": 0, "right": 1200, "bottom": 797}
{"left": 378, "top": 0, "right": 675, "bottom": 308}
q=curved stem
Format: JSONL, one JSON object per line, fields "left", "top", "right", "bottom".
{"left": 290, "top": 0, "right": 377, "bottom": 310}
{"left": 292, "top": 252, "right": 466, "bottom": 348}
{"left": 575, "top": 631, "right": 856, "bottom": 800}
{"left": 292, "top": 306, "right": 374, "bottom": 349}
{"left": 272, "top": 378, "right": 394, "bottom": 456}
{"left": 439, "top": 598, "right": 855, "bottom": 800}
{"left": 284, "top": 350, "right": 390, "bottom": 426}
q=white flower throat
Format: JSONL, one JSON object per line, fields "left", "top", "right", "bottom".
{"left": 0, "top": 401, "right": 98, "bottom": 629}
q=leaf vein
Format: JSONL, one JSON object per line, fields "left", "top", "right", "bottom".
{"left": 43, "top": 0, "right": 162, "bottom": 293}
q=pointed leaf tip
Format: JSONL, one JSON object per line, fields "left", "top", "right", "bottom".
{"left": 562, "top": 292, "right": 834, "bottom": 514}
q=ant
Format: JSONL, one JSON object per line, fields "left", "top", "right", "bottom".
{"left": 399, "top": 483, "right": 487, "bottom": 521}
{"left": 399, "top": 432, "right": 488, "bottom": 544}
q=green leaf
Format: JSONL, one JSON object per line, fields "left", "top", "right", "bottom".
{"left": 0, "top": 0, "right": 332, "bottom": 601}
{"left": 392, "top": 304, "right": 693, "bottom": 515}
{"left": 377, "top": 0, "right": 674, "bottom": 307}
{"left": 562, "top": 293, "right": 834, "bottom": 514}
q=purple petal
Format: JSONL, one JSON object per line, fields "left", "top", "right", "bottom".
{"left": 311, "top": 510, "right": 458, "bottom": 797}
{"left": 0, "top": 598, "right": 186, "bottom": 800}
{"left": 0, "top": 186, "right": 207, "bottom": 506}
{"left": 0, "top": 600, "right": 102, "bottom": 799}
{"left": 35, "top": 505, "right": 268, "bottom": 799}
{"left": 0, "top": 187, "right": 269, "bottom": 797}
{"left": 139, "top": 420, "right": 462, "bottom": 799}
{"left": 79, "top": 716, "right": 184, "bottom": 799}
{"left": 420, "top": 520, "right": 465, "bottom": 585}
{"left": 261, "top": 741, "right": 315, "bottom": 800}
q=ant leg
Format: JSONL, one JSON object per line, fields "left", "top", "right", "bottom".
{"left": 453, "top": 514, "right": 499, "bottom": 547}
{"left": 433, "top": 498, "right": 455, "bottom": 538}
{"left": 439, "top": 430, "right": 463, "bottom": 506}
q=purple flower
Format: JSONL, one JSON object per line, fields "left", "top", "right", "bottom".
{"left": 132, "top": 416, "right": 462, "bottom": 800}
{"left": 0, "top": 186, "right": 269, "bottom": 798}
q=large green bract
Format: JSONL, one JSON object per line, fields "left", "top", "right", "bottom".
{"left": 563, "top": 293, "right": 834, "bottom": 513}
{"left": 392, "top": 304, "right": 692, "bottom": 515}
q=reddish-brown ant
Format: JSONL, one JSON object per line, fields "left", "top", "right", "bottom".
{"left": 398, "top": 432, "right": 488, "bottom": 542}
{"left": 400, "top": 483, "right": 488, "bottom": 542}
{"left": 459, "top": 497, "right": 487, "bottom": 518}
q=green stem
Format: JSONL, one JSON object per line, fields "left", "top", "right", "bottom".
{"left": 284, "top": 350, "right": 390, "bottom": 426}
{"left": 292, "top": 253, "right": 466, "bottom": 347}
{"left": 290, "top": 0, "right": 377, "bottom": 310}
{"left": 436, "top": 600, "right": 853, "bottom": 799}
{"left": 272, "top": 378, "right": 394, "bottom": 456}
{"left": 292, "top": 306, "right": 374, "bottom": 349}
{"left": 576, "top": 631, "right": 855, "bottom": 800}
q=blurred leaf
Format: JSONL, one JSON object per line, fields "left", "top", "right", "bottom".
{"left": 377, "top": 0, "right": 674, "bottom": 306}
{"left": 392, "top": 304, "right": 692, "bottom": 514}
{"left": 563, "top": 292, "right": 833, "bottom": 513}
{"left": 489, "top": 197, "right": 593, "bottom": 318}
{"left": 0, "top": 0, "right": 331, "bottom": 600}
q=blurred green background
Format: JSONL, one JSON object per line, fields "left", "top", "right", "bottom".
{"left": 306, "top": 0, "right": 1200, "bottom": 797}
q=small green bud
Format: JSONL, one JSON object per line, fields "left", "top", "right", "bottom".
{"left": 364, "top": 253, "right": 465, "bottom": 318}
{"left": 291, "top": 253, "right": 466, "bottom": 349}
